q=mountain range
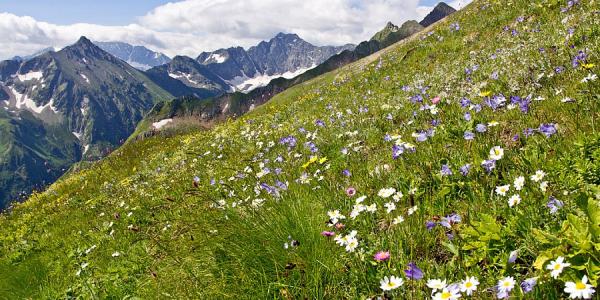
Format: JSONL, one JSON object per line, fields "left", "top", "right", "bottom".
{"left": 0, "top": 2, "right": 456, "bottom": 209}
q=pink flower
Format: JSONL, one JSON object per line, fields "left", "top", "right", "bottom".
{"left": 322, "top": 231, "right": 335, "bottom": 236}
{"left": 432, "top": 97, "right": 441, "bottom": 104}
{"left": 375, "top": 251, "right": 391, "bottom": 261}
{"left": 346, "top": 187, "right": 356, "bottom": 196}
{"left": 335, "top": 223, "right": 344, "bottom": 230}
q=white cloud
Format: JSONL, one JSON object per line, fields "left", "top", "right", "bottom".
{"left": 0, "top": 0, "right": 473, "bottom": 61}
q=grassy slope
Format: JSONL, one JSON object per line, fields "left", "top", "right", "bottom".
{"left": 1, "top": 0, "right": 600, "bottom": 299}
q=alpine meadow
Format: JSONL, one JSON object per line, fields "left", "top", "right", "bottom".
{"left": 1, "top": 0, "right": 600, "bottom": 299}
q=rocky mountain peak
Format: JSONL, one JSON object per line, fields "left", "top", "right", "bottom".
{"left": 420, "top": 2, "right": 457, "bottom": 27}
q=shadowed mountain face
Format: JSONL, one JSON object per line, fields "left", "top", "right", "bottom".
{"left": 0, "top": 37, "right": 172, "bottom": 208}
{"left": 420, "top": 2, "right": 457, "bottom": 27}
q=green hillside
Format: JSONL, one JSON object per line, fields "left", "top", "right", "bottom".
{"left": 1, "top": 0, "right": 599, "bottom": 299}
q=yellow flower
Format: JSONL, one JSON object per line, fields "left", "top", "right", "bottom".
{"left": 319, "top": 157, "right": 328, "bottom": 164}
{"left": 480, "top": 91, "right": 492, "bottom": 97}
{"left": 309, "top": 156, "right": 318, "bottom": 163}
{"left": 583, "top": 63, "right": 596, "bottom": 69}
{"left": 301, "top": 162, "right": 311, "bottom": 168}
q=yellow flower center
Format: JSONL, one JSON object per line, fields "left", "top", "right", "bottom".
{"left": 387, "top": 282, "right": 396, "bottom": 287}
{"left": 441, "top": 292, "right": 452, "bottom": 299}
{"left": 504, "top": 282, "right": 510, "bottom": 287}
{"left": 554, "top": 264, "right": 561, "bottom": 270}
{"left": 495, "top": 150, "right": 500, "bottom": 155}
{"left": 349, "top": 242, "right": 356, "bottom": 247}
{"left": 576, "top": 283, "right": 586, "bottom": 290}
{"left": 513, "top": 199, "right": 518, "bottom": 204}
{"left": 466, "top": 282, "right": 472, "bottom": 288}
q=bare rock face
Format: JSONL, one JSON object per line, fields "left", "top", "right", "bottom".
{"left": 420, "top": 2, "right": 457, "bottom": 28}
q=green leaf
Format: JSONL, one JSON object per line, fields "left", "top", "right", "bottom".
{"left": 532, "top": 228, "right": 560, "bottom": 245}
{"left": 437, "top": 186, "right": 452, "bottom": 199}
{"left": 533, "top": 247, "right": 565, "bottom": 270}
{"left": 586, "top": 199, "right": 600, "bottom": 240}
{"left": 442, "top": 242, "right": 459, "bottom": 256}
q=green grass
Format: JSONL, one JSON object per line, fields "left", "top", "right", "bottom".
{"left": 1, "top": 0, "right": 600, "bottom": 299}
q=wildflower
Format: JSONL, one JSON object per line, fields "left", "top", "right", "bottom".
{"left": 540, "top": 181, "right": 548, "bottom": 192}
{"left": 408, "top": 206, "right": 418, "bottom": 215}
{"left": 482, "top": 159, "right": 496, "bottom": 173}
{"left": 426, "top": 221, "right": 438, "bottom": 230}
{"left": 539, "top": 124, "right": 557, "bottom": 138}
{"left": 393, "top": 216, "right": 405, "bottom": 224}
{"left": 460, "top": 276, "right": 479, "bottom": 296}
{"left": 564, "top": 275, "right": 595, "bottom": 299}
{"left": 547, "top": 256, "right": 571, "bottom": 279}
{"left": 432, "top": 288, "right": 461, "bottom": 300}
{"left": 322, "top": 231, "right": 335, "bottom": 236}
{"left": 375, "top": 251, "right": 390, "bottom": 261}
{"left": 427, "top": 278, "right": 447, "bottom": 293}
{"left": 490, "top": 146, "right": 504, "bottom": 160}
{"left": 463, "top": 112, "right": 471, "bottom": 121}
{"left": 366, "top": 204, "right": 377, "bottom": 213}
{"left": 475, "top": 123, "right": 487, "bottom": 132}
{"left": 380, "top": 276, "right": 404, "bottom": 291}
{"left": 384, "top": 202, "right": 396, "bottom": 213}
{"left": 521, "top": 277, "right": 538, "bottom": 293}
{"left": 440, "top": 164, "right": 453, "bottom": 176}
{"left": 488, "top": 121, "right": 499, "bottom": 127}
{"left": 392, "top": 191, "right": 404, "bottom": 201}
{"left": 356, "top": 195, "right": 367, "bottom": 203}
{"left": 343, "top": 169, "right": 351, "bottom": 177}
{"left": 459, "top": 164, "right": 471, "bottom": 176}
{"left": 112, "top": 251, "right": 120, "bottom": 257}
{"left": 497, "top": 276, "right": 516, "bottom": 298}
{"left": 404, "top": 262, "right": 423, "bottom": 280}
{"left": 440, "top": 214, "right": 461, "bottom": 228}
{"left": 335, "top": 223, "right": 344, "bottom": 229}
{"left": 345, "top": 238, "right": 359, "bottom": 252}
{"left": 496, "top": 185, "right": 510, "bottom": 196}
{"left": 508, "top": 250, "right": 519, "bottom": 264}
{"left": 547, "top": 197, "right": 564, "bottom": 214}
{"left": 463, "top": 131, "right": 475, "bottom": 140}
{"left": 514, "top": 176, "right": 525, "bottom": 190}
{"left": 346, "top": 188, "right": 356, "bottom": 196}
{"left": 531, "top": 170, "right": 546, "bottom": 182}
{"left": 378, "top": 188, "right": 396, "bottom": 198}
{"left": 508, "top": 195, "right": 521, "bottom": 207}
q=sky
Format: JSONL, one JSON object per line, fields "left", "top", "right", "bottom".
{"left": 0, "top": 0, "right": 473, "bottom": 61}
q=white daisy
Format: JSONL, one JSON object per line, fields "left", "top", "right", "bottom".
{"left": 531, "top": 170, "right": 546, "bottom": 182}
{"left": 408, "top": 206, "right": 418, "bottom": 215}
{"left": 564, "top": 275, "right": 595, "bottom": 299}
{"left": 393, "top": 216, "right": 405, "bottom": 224}
{"left": 508, "top": 195, "right": 521, "bottom": 207}
{"left": 432, "top": 287, "right": 462, "bottom": 300}
{"left": 380, "top": 276, "right": 404, "bottom": 291}
{"left": 497, "top": 276, "right": 516, "bottom": 294}
{"left": 496, "top": 185, "right": 510, "bottom": 196}
{"left": 427, "top": 278, "right": 447, "bottom": 292}
{"left": 460, "top": 276, "right": 479, "bottom": 296}
{"left": 547, "top": 256, "right": 571, "bottom": 279}
{"left": 384, "top": 202, "right": 396, "bottom": 213}
{"left": 514, "top": 176, "right": 525, "bottom": 190}
{"left": 490, "top": 146, "right": 504, "bottom": 160}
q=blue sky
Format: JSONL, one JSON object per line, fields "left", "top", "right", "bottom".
{"left": 0, "top": 0, "right": 472, "bottom": 60}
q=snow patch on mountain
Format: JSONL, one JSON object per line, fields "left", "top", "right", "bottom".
{"left": 80, "top": 73, "right": 90, "bottom": 84}
{"left": 225, "top": 65, "right": 317, "bottom": 93}
{"left": 153, "top": 119, "right": 173, "bottom": 129}
{"left": 17, "top": 71, "right": 44, "bottom": 82}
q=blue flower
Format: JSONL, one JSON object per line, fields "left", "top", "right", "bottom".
{"left": 426, "top": 221, "right": 437, "bottom": 230}
{"left": 440, "top": 164, "right": 453, "bottom": 176}
{"left": 463, "top": 112, "right": 471, "bottom": 121}
{"left": 343, "top": 169, "right": 351, "bottom": 177}
{"left": 521, "top": 277, "right": 538, "bottom": 293}
{"left": 463, "top": 131, "right": 475, "bottom": 140}
{"left": 404, "top": 262, "right": 423, "bottom": 280}
{"left": 459, "top": 164, "right": 471, "bottom": 176}
{"left": 539, "top": 124, "right": 557, "bottom": 137}
{"left": 475, "top": 123, "right": 487, "bottom": 133}
{"left": 547, "top": 197, "right": 564, "bottom": 214}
